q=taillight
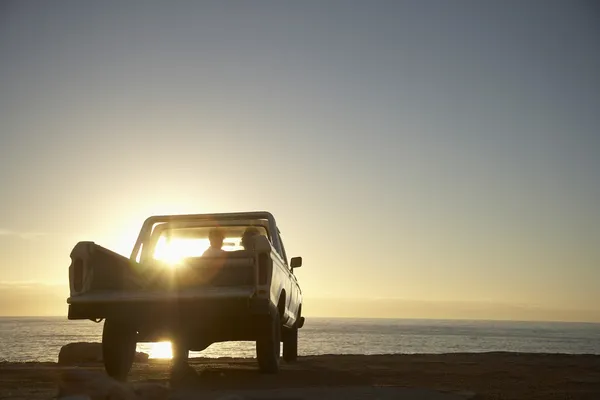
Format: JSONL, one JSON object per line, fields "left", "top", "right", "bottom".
{"left": 73, "top": 258, "right": 83, "bottom": 292}
{"left": 258, "top": 253, "right": 271, "bottom": 285}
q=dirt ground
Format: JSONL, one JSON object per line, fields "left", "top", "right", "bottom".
{"left": 1, "top": 353, "right": 600, "bottom": 400}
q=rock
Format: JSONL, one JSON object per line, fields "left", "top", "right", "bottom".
{"left": 58, "top": 369, "right": 169, "bottom": 400}
{"left": 58, "top": 343, "right": 102, "bottom": 364}
{"left": 58, "top": 342, "right": 149, "bottom": 365}
{"left": 135, "top": 351, "right": 150, "bottom": 363}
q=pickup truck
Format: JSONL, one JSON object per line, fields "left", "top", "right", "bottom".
{"left": 66, "top": 211, "right": 304, "bottom": 380}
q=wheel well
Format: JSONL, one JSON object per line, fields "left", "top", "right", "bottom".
{"left": 277, "top": 290, "right": 286, "bottom": 317}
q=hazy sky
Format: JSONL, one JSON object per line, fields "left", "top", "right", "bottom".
{"left": 1, "top": 1, "right": 599, "bottom": 320}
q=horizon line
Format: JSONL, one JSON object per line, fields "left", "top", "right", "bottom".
{"left": 1, "top": 315, "right": 599, "bottom": 325}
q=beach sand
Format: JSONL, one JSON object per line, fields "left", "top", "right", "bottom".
{"left": 1, "top": 352, "right": 600, "bottom": 399}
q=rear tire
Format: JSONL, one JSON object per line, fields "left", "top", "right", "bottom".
{"left": 282, "top": 326, "right": 298, "bottom": 363}
{"left": 102, "top": 319, "right": 137, "bottom": 382}
{"left": 256, "top": 309, "right": 281, "bottom": 373}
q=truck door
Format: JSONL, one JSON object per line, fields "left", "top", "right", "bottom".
{"left": 277, "top": 232, "right": 296, "bottom": 322}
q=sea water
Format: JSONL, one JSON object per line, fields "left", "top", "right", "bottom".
{"left": 1, "top": 317, "right": 599, "bottom": 362}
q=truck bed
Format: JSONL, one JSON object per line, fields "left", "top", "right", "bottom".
{"left": 67, "top": 242, "right": 264, "bottom": 321}
{"left": 69, "top": 242, "right": 259, "bottom": 294}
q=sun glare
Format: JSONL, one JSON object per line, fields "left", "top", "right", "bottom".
{"left": 149, "top": 341, "right": 173, "bottom": 359}
{"left": 153, "top": 237, "right": 210, "bottom": 267}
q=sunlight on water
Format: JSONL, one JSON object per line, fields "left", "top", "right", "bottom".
{"left": 148, "top": 341, "right": 173, "bottom": 359}
{"left": 1, "top": 318, "right": 599, "bottom": 362}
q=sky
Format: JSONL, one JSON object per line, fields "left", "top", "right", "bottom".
{"left": 0, "top": 0, "right": 599, "bottom": 321}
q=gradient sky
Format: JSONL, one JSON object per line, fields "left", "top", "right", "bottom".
{"left": 1, "top": 1, "right": 599, "bottom": 320}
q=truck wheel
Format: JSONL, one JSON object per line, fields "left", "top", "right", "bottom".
{"left": 256, "top": 309, "right": 281, "bottom": 373}
{"left": 282, "top": 326, "right": 298, "bottom": 363}
{"left": 102, "top": 319, "right": 137, "bottom": 382}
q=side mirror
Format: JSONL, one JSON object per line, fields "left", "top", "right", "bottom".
{"left": 290, "top": 256, "right": 302, "bottom": 269}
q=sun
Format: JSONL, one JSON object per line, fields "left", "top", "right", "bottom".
{"left": 148, "top": 341, "right": 173, "bottom": 359}
{"left": 153, "top": 237, "right": 210, "bottom": 267}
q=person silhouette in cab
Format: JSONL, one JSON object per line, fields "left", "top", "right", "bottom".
{"left": 202, "top": 228, "right": 226, "bottom": 257}
{"left": 241, "top": 226, "right": 261, "bottom": 250}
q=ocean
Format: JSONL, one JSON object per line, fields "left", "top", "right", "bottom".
{"left": 1, "top": 317, "right": 599, "bottom": 363}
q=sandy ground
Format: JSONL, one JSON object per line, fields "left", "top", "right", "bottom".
{"left": 1, "top": 353, "right": 600, "bottom": 400}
